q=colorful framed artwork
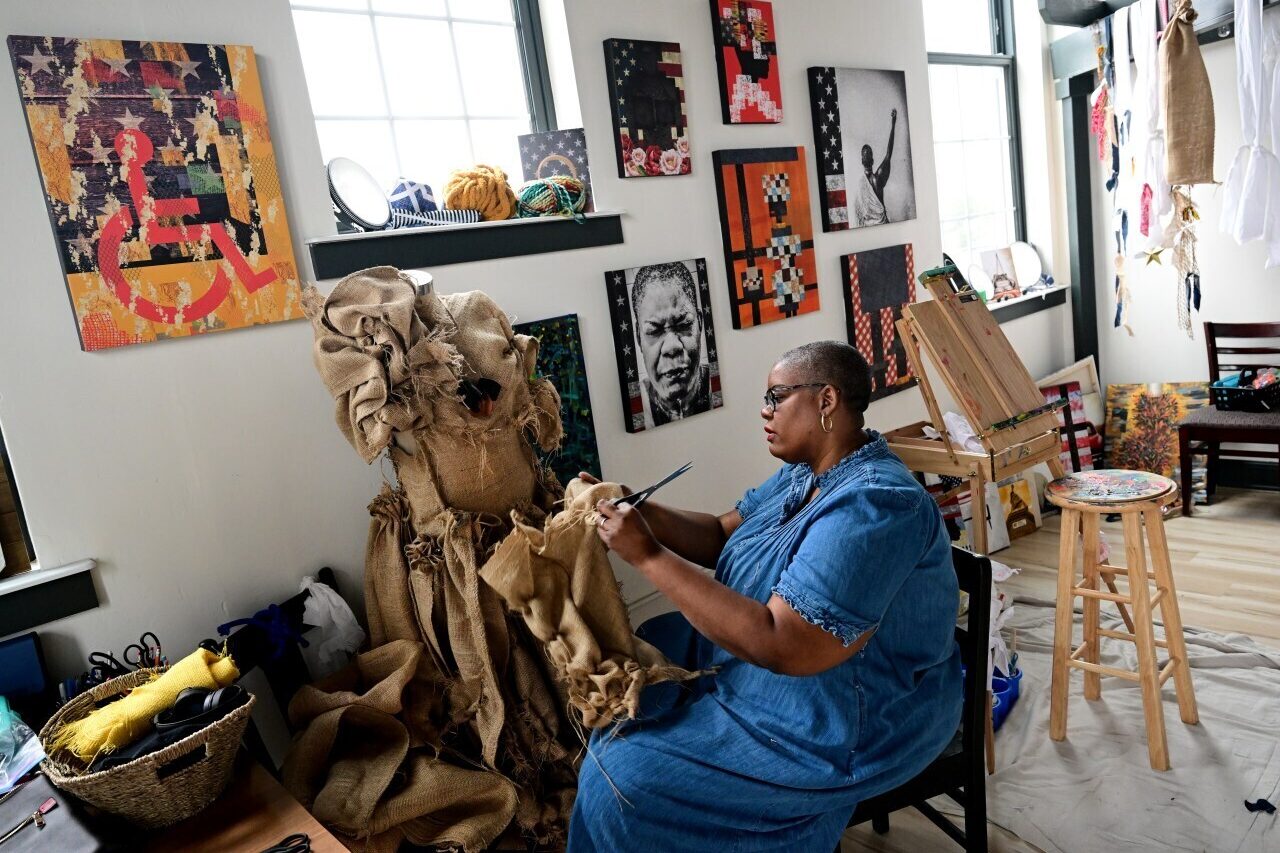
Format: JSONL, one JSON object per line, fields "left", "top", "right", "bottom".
{"left": 1104, "top": 383, "right": 1210, "bottom": 477}
{"left": 808, "top": 66, "right": 916, "bottom": 232}
{"left": 603, "top": 39, "right": 691, "bottom": 178}
{"left": 711, "top": 147, "right": 819, "bottom": 329}
{"left": 7, "top": 36, "right": 302, "bottom": 351}
{"left": 605, "top": 259, "right": 723, "bottom": 433}
{"left": 517, "top": 128, "right": 594, "bottom": 212}
{"left": 709, "top": 0, "right": 782, "bottom": 124}
{"left": 513, "top": 314, "right": 602, "bottom": 487}
{"left": 840, "top": 244, "right": 916, "bottom": 402}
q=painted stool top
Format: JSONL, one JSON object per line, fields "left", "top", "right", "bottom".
{"left": 1046, "top": 469, "right": 1176, "bottom": 506}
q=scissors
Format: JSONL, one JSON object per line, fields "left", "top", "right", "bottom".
{"left": 123, "top": 631, "right": 165, "bottom": 669}
{"left": 86, "top": 650, "right": 131, "bottom": 679}
{"left": 612, "top": 462, "right": 692, "bottom": 509}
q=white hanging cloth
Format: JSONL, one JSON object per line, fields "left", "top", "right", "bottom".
{"left": 1265, "top": 9, "right": 1280, "bottom": 267}
{"left": 1131, "top": 0, "right": 1172, "bottom": 249}
{"left": 1220, "top": 0, "right": 1280, "bottom": 261}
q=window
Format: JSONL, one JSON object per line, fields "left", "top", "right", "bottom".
{"left": 290, "top": 0, "right": 554, "bottom": 199}
{"left": 924, "top": 0, "right": 1025, "bottom": 276}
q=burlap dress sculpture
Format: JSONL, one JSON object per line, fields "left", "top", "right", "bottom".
{"left": 285, "top": 267, "right": 692, "bottom": 852}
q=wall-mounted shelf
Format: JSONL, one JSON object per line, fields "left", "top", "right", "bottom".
{"left": 989, "top": 283, "right": 1070, "bottom": 323}
{"left": 307, "top": 210, "right": 625, "bottom": 280}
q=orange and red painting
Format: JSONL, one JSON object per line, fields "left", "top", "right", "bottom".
{"left": 8, "top": 35, "right": 302, "bottom": 351}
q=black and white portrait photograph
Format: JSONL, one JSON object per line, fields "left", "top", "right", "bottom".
{"left": 808, "top": 66, "right": 916, "bottom": 232}
{"left": 605, "top": 258, "right": 724, "bottom": 433}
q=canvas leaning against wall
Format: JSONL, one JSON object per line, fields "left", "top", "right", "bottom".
{"left": 605, "top": 259, "right": 723, "bottom": 433}
{"left": 1104, "top": 383, "right": 1210, "bottom": 478}
{"left": 604, "top": 39, "right": 691, "bottom": 178}
{"left": 808, "top": 66, "right": 916, "bottom": 232}
{"left": 710, "top": 0, "right": 782, "bottom": 124}
{"left": 8, "top": 36, "right": 302, "bottom": 351}
{"left": 518, "top": 128, "right": 595, "bottom": 213}
{"left": 840, "top": 243, "right": 916, "bottom": 402}
{"left": 712, "top": 146, "right": 819, "bottom": 329}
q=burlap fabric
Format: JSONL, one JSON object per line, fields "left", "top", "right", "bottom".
{"left": 1162, "top": 0, "right": 1215, "bottom": 186}
{"left": 289, "top": 268, "right": 689, "bottom": 850}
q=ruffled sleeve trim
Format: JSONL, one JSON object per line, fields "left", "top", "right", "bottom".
{"left": 772, "top": 578, "right": 876, "bottom": 648}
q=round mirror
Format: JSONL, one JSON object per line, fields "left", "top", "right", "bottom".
{"left": 327, "top": 157, "right": 391, "bottom": 231}
{"left": 1010, "top": 241, "right": 1043, "bottom": 289}
{"left": 967, "top": 263, "right": 994, "bottom": 299}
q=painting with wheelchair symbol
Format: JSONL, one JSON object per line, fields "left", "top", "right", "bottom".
{"left": 8, "top": 35, "right": 302, "bottom": 351}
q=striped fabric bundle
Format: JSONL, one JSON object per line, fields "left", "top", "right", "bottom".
{"left": 390, "top": 208, "right": 482, "bottom": 228}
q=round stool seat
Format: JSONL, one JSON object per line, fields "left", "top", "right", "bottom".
{"left": 1046, "top": 470, "right": 1176, "bottom": 509}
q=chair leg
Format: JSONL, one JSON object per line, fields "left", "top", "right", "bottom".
{"left": 964, "top": 783, "right": 988, "bottom": 853}
{"left": 1206, "top": 443, "right": 1219, "bottom": 498}
{"left": 1051, "top": 509, "right": 1080, "bottom": 742}
{"left": 1080, "top": 511, "right": 1102, "bottom": 700}
{"left": 872, "top": 813, "right": 890, "bottom": 834}
{"left": 969, "top": 469, "right": 988, "bottom": 556}
{"left": 1178, "top": 428, "right": 1193, "bottom": 516}
{"left": 1122, "top": 512, "right": 1170, "bottom": 771}
{"left": 1144, "top": 508, "right": 1199, "bottom": 725}
{"left": 984, "top": 690, "right": 996, "bottom": 774}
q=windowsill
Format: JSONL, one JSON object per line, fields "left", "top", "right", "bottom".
{"left": 0, "top": 558, "right": 99, "bottom": 636}
{"left": 988, "top": 283, "right": 1069, "bottom": 322}
{"left": 307, "top": 209, "right": 626, "bottom": 280}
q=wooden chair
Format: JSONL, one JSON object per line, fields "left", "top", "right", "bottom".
{"left": 840, "top": 547, "right": 992, "bottom": 853}
{"left": 1178, "top": 321, "right": 1280, "bottom": 515}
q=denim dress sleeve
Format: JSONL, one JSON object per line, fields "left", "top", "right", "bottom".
{"left": 771, "top": 483, "right": 929, "bottom": 647}
{"left": 734, "top": 465, "right": 788, "bottom": 521}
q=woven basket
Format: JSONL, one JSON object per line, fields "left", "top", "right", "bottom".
{"left": 38, "top": 669, "right": 255, "bottom": 829}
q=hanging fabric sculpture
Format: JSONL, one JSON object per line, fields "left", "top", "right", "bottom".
{"left": 1161, "top": 0, "right": 1216, "bottom": 186}
{"left": 1164, "top": 186, "right": 1203, "bottom": 335}
{"left": 1220, "top": 0, "right": 1280, "bottom": 269}
{"left": 1130, "top": 0, "right": 1173, "bottom": 244}
{"left": 286, "top": 267, "right": 697, "bottom": 852}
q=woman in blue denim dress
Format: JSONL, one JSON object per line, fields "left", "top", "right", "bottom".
{"left": 568, "top": 341, "right": 962, "bottom": 852}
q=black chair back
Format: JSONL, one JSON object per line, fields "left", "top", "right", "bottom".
{"left": 953, "top": 546, "right": 993, "bottom": 789}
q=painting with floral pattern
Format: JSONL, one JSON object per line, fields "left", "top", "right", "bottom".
{"left": 603, "top": 38, "right": 691, "bottom": 178}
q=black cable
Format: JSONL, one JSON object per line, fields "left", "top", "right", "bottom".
{"left": 258, "top": 832, "right": 310, "bottom": 853}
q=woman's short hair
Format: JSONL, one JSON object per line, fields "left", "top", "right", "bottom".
{"left": 779, "top": 341, "right": 873, "bottom": 414}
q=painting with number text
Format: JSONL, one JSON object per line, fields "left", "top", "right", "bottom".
{"left": 840, "top": 244, "right": 916, "bottom": 401}
{"left": 7, "top": 35, "right": 301, "bottom": 351}
{"left": 712, "top": 147, "right": 819, "bottom": 329}
{"left": 710, "top": 0, "right": 782, "bottom": 124}
{"left": 603, "top": 38, "right": 691, "bottom": 178}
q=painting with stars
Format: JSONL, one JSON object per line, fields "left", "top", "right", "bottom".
{"left": 517, "top": 127, "right": 594, "bottom": 212}
{"left": 7, "top": 36, "right": 302, "bottom": 351}
{"left": 605, "top": 259, "right": 723, "bottom": 433}
{"left": 710, "top": 0, "right": 783, "bottom": 124}
{"left": 603, "top": 39, "right": 691, "bottom": 178}
{"left": 808, "top": 66, "right": 916, "bottom": 232}
{"left": 840, "top": 244, "right": 917, "bottom": 402}
{"left": 711, "top": 147, "right": 819, "bottom": 329}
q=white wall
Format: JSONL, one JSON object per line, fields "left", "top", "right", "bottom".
{"left": 0, "top": 0, "right": 1070, "bottom": 678}
{"left": 1090, "top": 19, "right": 1280, "bottom": 385}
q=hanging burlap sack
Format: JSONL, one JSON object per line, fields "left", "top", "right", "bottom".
{"left": 1161, "top": 0, "right": 1215, "bottom": 185}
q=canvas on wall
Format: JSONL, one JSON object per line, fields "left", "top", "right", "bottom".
{"left": 710, "top": 0, "right": 782, "bottom": 124}
{"left": 512, "top": 314, "right": 602, "bottom": 487}
{"left": 605, "top": 259, "right": 723, "bottom": 433}
{"left": 518, "top": 127, "right": 594, "bottom": 212}
{"left": 1104, "top": 383, "right": 1210, "bottom": 477}
{"left": 8, "top": 36, "right": 302, "bottom": 351}
{"left": 604, "top": 39, "right": 691, "bottom": 178}
{"left": 808, "top": 66, "right": 916, "bottom": 232}
{"left": 712, "top": 147, "right": 819, "bottom": 329}
{"left": 840, "top": 243, "right": 916, "bottom": 402}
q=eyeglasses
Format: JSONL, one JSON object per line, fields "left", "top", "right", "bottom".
{"left": 763, "top": 383, "right": 828, "bottom": 413}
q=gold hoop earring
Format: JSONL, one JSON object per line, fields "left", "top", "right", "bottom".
{"left": 820, "top": 412, "right": 833, "bottom": 433}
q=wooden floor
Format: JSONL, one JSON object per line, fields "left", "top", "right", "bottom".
{"left": 839, "top": 486, "right": 1280, "bottom": 852}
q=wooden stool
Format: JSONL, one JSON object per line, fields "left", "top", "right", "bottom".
{"left": 1045, "top": 470, "right": 1199, "bottom": 771}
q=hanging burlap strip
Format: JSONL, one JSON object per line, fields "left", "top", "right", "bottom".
{"left": 1161, "top": 0, "right": 1215, "bottom": 185}
{"left": 480, "top": 478, "right": 705, "bottom": 729}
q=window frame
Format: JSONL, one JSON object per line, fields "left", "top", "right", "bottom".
{"left": 926, "top": 0, "right": 1028, "bottom": 249}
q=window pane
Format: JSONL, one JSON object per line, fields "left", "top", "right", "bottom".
{"left": 454, "top": 23, "right": 528, "bottom": 116}
{"left": 293, "top": 11, "right": 386, "bottom": 116}
{"left": 469, "top": 117, "right": 530, "bottom": 184}
{"left": 293, "top": 0, "right": 369, "bottom": 10}
{"left": 376, "top": 16, "right": 464, "bottom": 115}
{"left": 372, "top": 0, "right": 446, "bottom": 13}
{"left": 963, "top": 139, "right": 1010, "bottom": 215}
{"left": 316, "top": 119, "right": 400, "bottom": 190}
{"left": 969, "top": 211, "right": 1014, "bottom": 253}
{"left": 957, "top": 65, "right": 1006, "bottom": 141}
{"left": 941, "top": 218, "right": 973, "bottom": 271}
{"left": 934, "top": 142, "right": 967, "bottom": 220}
{"left": 448, "top": 0, "right": 513, "bottom": 22}
{"left": 394, "top": 119, "right": 472, "bottom": 192}
{"left": 922, "top": 0, "right": 994, "bottom": 54}
{"left": 928, "top": 65, "right": 962, "bottom": 143}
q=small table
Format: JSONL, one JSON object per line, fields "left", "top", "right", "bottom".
{"left": 148, "top": 756, "right": 344, "bottom": 852}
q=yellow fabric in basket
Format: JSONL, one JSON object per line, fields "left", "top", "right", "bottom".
{"left": 51, "top": 648, "right": 240, "bottom": 764}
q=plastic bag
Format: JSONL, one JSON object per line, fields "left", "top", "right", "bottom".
{"left": 299, "top": 575, "right": 366, "bottom": 679}
{"left": 0, "top": 696, "right": 44, "bottom": 795}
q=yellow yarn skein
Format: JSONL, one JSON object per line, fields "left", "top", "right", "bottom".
{"left": 442, "top": 164, "right": 517, "bottom": 221}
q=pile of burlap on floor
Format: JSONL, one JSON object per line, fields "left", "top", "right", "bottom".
{"left": 286, "top": 267, "right": 695, "bottom": 852}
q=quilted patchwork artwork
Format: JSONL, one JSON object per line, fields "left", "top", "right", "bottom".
{"left": 712, "top": 147, "right": 819, "bottom": 329}
{"left": 605, "top": 259, "right": 723, "bottom": 433}
{"left": 513, "top": 314, "right": 602, "bottom": 486}
{"left": 517, "top": 127, "right": 594, "bottom": 212}
{"left": 808, "top": 66, "right": 916, "bottom": 232}
{"left": 8, "top": 36, "right": 302, "bottom": 351}
{"left": 1104, "top": 383, "right": 1210, "bottom": 477}
{"left": 603, "top": 38, "right": 691, "bottom": 178}
{"left": 709, "top": 0, "right": 782, "bottom": 124}
{"left": 840, "top": 244, "right": 916, "bottom": 401}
